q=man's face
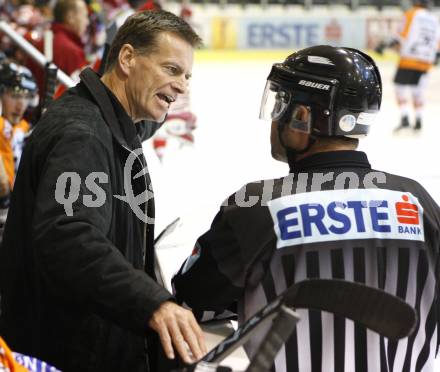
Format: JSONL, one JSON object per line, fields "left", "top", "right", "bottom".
{"left": 67, "top": 0, "right": 89, "bottom": 38}
{"left": 1, "top": 90, "right": 29, "bottom": 125}
{"left": 270, "top": 121, "right": 287, "bottom": 163}
{"left": 125, "top": 32, "right": 194, "bottom": 122}
{"left": 270, "top": 105, "right": 311, "bottom": 163}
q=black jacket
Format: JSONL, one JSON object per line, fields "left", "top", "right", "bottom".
{"left": 0, "top": 68, "right": 172, "bottom": 372}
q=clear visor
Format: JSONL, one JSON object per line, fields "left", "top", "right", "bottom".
{"left": 259, "top": 80, "right": 311, "bottom": 134}
{"left": 259, "top": 81, "right": 291, "bottom": 121}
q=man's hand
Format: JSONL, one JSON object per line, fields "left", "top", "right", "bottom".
{"left": 148, "top": 301, "right": 207, "bottom": 364}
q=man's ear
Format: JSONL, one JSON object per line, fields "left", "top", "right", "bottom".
{"left": 298, "top": 105, "right": 310, "bottom": 122}
{"left": 290, "top": 105, "right": 309, "bottom": 126}
{"left": 118, "top": 44, "right": 136, "bottom": 77}
{"left": 285, "top": 105, "right": 311, "bottom": 150}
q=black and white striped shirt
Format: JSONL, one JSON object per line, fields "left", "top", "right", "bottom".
{"left": 173, "top": 151, "right": 440, "bottom": 372}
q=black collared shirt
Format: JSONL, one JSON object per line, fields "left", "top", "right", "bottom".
{"left": 103, "top": 84, "right": 141, "bottom": 150}
{"left": 289, "top": 150, "right": 371, "bottom": 173}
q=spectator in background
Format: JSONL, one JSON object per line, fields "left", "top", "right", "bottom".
{"left": 392, "top": 0, "right": 440, "bottom": 132}
{"left": 50, "top": 0, "right": 89, "bottom": 78}
{"left": 27, "top": 0, "right": 89, "bottom": 94}
{"left": 0, "top": 0, "right": 48, "bottom": 65}
{"left": 108, "top": 0, "right": 163, "bottom": 27}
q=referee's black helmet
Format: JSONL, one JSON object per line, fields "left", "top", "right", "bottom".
{"left": 259, "top": 45, "right": 382, "bottom": 138}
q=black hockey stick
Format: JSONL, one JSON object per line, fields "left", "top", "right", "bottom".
{"left": 154, "top": 217, "right": 181, "bottom": 246}
{"left": 244, "top": 279, "right": 418, "bottom": 372}
{"left": 36, "top": 28, "right": 58, "bottom": 122}
{"left": 176, "top": 305, "right": 299, "bottom": 372}
{"left": 37, "top": 62, "right": 58, "bottom": 119}
{"left": 245, "top": 304, "right": 299, "bottom": 372}
{"left": 199, "top": 279, "right": 417, "bottom": 366}
{"left": 283, "top": 278, "right": 416, "bottom": 340}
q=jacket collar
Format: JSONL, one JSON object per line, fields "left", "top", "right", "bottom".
{"left": 289, "top": 150, "right": 371, "bottom": 173}
{"left": 79, "top": 67, "right": 138, "bottom": 150}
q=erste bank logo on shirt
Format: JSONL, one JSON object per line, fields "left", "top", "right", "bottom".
{"left": 268, "top": 189, "right": 424, "bottom": 249}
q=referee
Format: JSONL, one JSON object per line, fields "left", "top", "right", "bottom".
{"left": 172, "top": 46, "right": 440, "bottom": 372}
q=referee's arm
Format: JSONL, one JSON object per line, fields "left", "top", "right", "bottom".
{"left": 172, "top": 210, "right": 244, "bottom": 317}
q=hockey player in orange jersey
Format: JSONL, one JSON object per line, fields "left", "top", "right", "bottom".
{"left": 0, "top": 61, "right": 37, "bottom": 188}
{"left": 392, "top": 0, "right": 440, "bottom": 132}
{"left": 0, "top": 61, "right": 37, "bottom": 243}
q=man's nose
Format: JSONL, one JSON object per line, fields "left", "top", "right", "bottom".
{"left": 15, "top": 98, "right": 25, "bottom": 111}
{"left": 172, "top": 77, "right": 188, "bottom": 95}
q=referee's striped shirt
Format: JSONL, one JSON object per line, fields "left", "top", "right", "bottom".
{"left": 173, "top": 151, "right": 440, "bottom": 372}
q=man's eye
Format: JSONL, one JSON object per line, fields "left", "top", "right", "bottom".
{"left": 166, "top": 66, "right": 178, "bottom": 74}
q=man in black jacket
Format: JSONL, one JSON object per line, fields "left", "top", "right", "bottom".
{"left": 173, "top": 46, "right": 440, "bottom": 371}
{"left": 0, "top": 10, "right": 205, "bottom": 372}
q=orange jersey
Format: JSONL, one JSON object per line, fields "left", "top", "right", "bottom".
{"left": 0, "top": 337, "right": 30, "bottom": 372}
{"left": 11, "top": 119, "right": 30, "bottom": 175}
{"left": 0, "top": 116, "right": 15, "bottom": 188}
{"left": 0, "top": 117, "right": 30, "bottom": 187}
{"left": 398, "top": 6, "right": 440, "bottom": 71}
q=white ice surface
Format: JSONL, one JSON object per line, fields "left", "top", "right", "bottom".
{"left": 146, "top": 58, "right": 440, "bottom": 370}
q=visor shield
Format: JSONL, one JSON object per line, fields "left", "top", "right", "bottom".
{"left": 259, "top": 81, "right": 291, "bottom": 121}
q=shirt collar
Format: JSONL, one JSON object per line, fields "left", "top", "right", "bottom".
{"left": 289, "top": 150, "right": 371, "bottom": 173}
{"left": 103, "top": 84, "right": 139, "bottom": 147}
